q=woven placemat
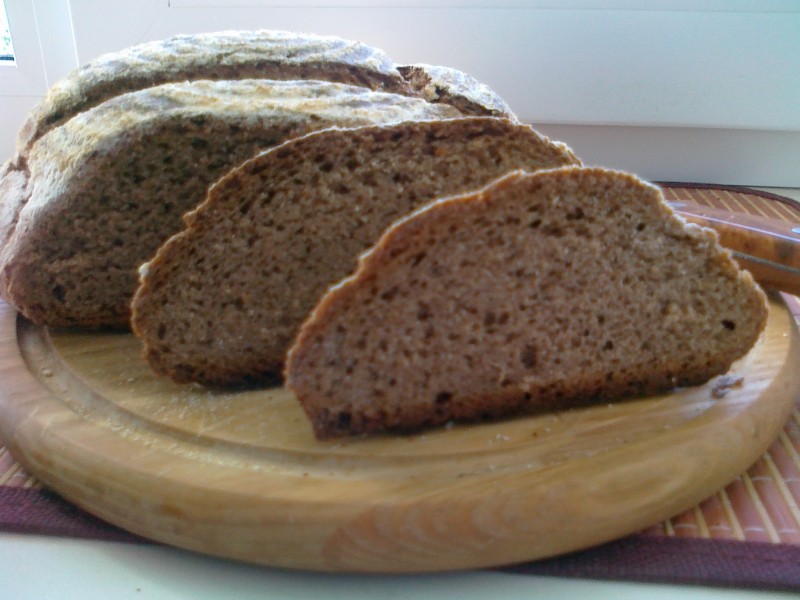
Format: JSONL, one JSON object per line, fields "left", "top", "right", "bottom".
{"left": 1, "top": 184, "right": 799, "bottom": 589}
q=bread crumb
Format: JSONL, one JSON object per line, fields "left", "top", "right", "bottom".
{"left": 711, "top": 374, "right": 744, "bottom": 398}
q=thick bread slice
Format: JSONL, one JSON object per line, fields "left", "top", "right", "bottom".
{"left": 285, "top": 167, "right": 768, "bottom": 439}
{"left": 398, "top": 64, "right": 516, "bottom": 120}
{"left": 15, "top": 30, "right": 410, "bottom": 153}
{"left": 131, "top": 117, "right": 580, "bottom": 385}
{"left": 0, "top": 80, "right": 460, "bottom": 328}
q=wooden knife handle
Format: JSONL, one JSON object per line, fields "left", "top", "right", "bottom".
{"left": 669, "top": 200, "right": 800, "bottom": 295}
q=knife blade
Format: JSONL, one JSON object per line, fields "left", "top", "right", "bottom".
{"left": 667, "top": 200, "right": 800, "bottom": 296}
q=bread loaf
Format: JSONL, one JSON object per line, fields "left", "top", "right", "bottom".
{"left": 285, "top": 167, "right": 768, "bottom": 439}
{"left": 0, "top": 80, "right": 460, "bottom": 327}
{"left": 131, "top": 117, "right": 580, "bottom": 384}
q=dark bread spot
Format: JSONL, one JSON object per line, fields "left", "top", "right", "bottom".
{"left": 435, "top": 391, "right": 453, "bottom": 404}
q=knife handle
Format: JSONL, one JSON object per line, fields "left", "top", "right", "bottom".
{"left": 669, "top": 200, "right": 800, "bottom": 296}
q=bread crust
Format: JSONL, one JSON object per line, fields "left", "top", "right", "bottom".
{"left": 398, "top": 64, "right": 517, "bottom": 120}
{"left": 15, "top": 30, "right": 410, "bottom": 152}
{"left": 15, "top": 30, "right": 517, "bottom": 153}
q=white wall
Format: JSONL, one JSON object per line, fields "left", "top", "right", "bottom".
{"left": 1, "top": 0, "right": 798, "bottom": 185}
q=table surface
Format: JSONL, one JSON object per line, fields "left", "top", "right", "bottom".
{"left": 1, "top": 534, "right": 796, "bottom": 600}
{"left": 1, "top": 187, "right": 799, "bottom": 599}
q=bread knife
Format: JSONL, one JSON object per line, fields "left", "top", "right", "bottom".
{"left": 668, "top": 200, "right": 800, "bottom": 296}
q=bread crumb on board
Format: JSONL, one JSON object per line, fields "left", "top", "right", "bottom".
{"left": 711, "top": 374, "right": 745, "bottom": 398}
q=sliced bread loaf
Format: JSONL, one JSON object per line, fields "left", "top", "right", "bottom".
{"left": 0, "top": 80, "right": 460, "bottom": 328}
{"left": 285, "top": 167, "right": 768, "bottom": 439}
{"left": 130, "top": 117, "right": 580, "bottom": 385}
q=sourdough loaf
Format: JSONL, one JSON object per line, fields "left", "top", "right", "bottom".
{"left": 0, "top": 80, "right": 460, "bottom": 327}
{"left": 131, "top": 118, "right": 580, "bottom": 385}
{"left": 285, "top": 167, "right": 768, "bottom": 439}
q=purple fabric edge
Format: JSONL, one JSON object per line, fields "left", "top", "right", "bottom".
{"left": 0, "top": 486, "right": 148, "bottom": 544}
{"left": 500, "top": 534, "right": 800, "bottom": 592}
{"left": 2, "top": 486, "right": 798, "bottom": 590}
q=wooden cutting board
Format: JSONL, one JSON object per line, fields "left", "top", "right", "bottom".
{"left": 0, "top": 295, "right": 798, "bottom": 573}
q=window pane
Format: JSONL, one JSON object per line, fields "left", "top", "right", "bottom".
{"left": 0, "top": 0, "right": 14, "bottom": 63}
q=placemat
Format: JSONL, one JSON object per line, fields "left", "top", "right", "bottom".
{"left": 1, "top": 184, "right": 799, "bottom": 590}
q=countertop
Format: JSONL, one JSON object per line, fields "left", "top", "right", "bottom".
{"left": 1, "top": 534, "right": 795, "bottom": 600}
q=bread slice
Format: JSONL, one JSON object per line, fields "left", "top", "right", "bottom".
{"left": 130, "top": 117, "right": 580, "bottom": 385}
{"left": 0, "top": 80, "right": 460, "bottom": 328}
{"left": 285, "top": 167, "right": 768, "bottom": 439}
{"left": 15, "top": 30, "right": 515, "bottom": 153}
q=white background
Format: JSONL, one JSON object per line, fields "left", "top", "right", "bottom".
{"left": 0, "top": 0, "right": 798, "bottom": 185}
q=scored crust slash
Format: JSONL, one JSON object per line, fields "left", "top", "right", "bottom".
{"left": 0, "top": 30, "right": 513, "bottom": 329}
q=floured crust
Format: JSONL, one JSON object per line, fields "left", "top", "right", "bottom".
{"left": 15, "top": 30, "right": 520, "bottom": 153}
{"left": 285, "top": 167, "right": 768, "bottom": 438}
{"left": 16, "top": 30, "right": 412, "bottom": 152}
{"left": 398, "top": 64, "right": 516, "bottom": 120}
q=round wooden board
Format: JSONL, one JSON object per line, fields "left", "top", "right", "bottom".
{"left": 0, "top": 296, "right": 798, "bottom": 573}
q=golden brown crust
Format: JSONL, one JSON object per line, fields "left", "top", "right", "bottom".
{"left": 285, "top": 167, "right": 768, "bottom": 438}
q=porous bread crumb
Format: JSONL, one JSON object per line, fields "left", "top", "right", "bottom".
{"left": 285, "top": 166, "right": 768, "bottom": 439}
{"left": 711, "top": 374, "right": 745, "bottom": 398}
{"left": 131, "top": 117, "right": 580, "bottom": 384}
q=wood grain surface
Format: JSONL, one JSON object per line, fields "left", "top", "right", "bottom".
{"left": 0, "top": 296, "right": 797, "bottom": 573}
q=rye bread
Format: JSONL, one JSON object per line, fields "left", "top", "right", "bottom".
{"left": 285, "top": 167, "right": 768, "bottom": 439}
{"left": 0, "top": 80, "right": 460, "bottom": 328}
{"left": 130, "top": 117, "right": 580, "bottom": 385}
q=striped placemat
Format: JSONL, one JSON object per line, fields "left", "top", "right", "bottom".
{"left": 648, "top": 185, "right": 800, "bottom": 547}
{"left": 1, "top": 184, "right": 799, "bottom": 588}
